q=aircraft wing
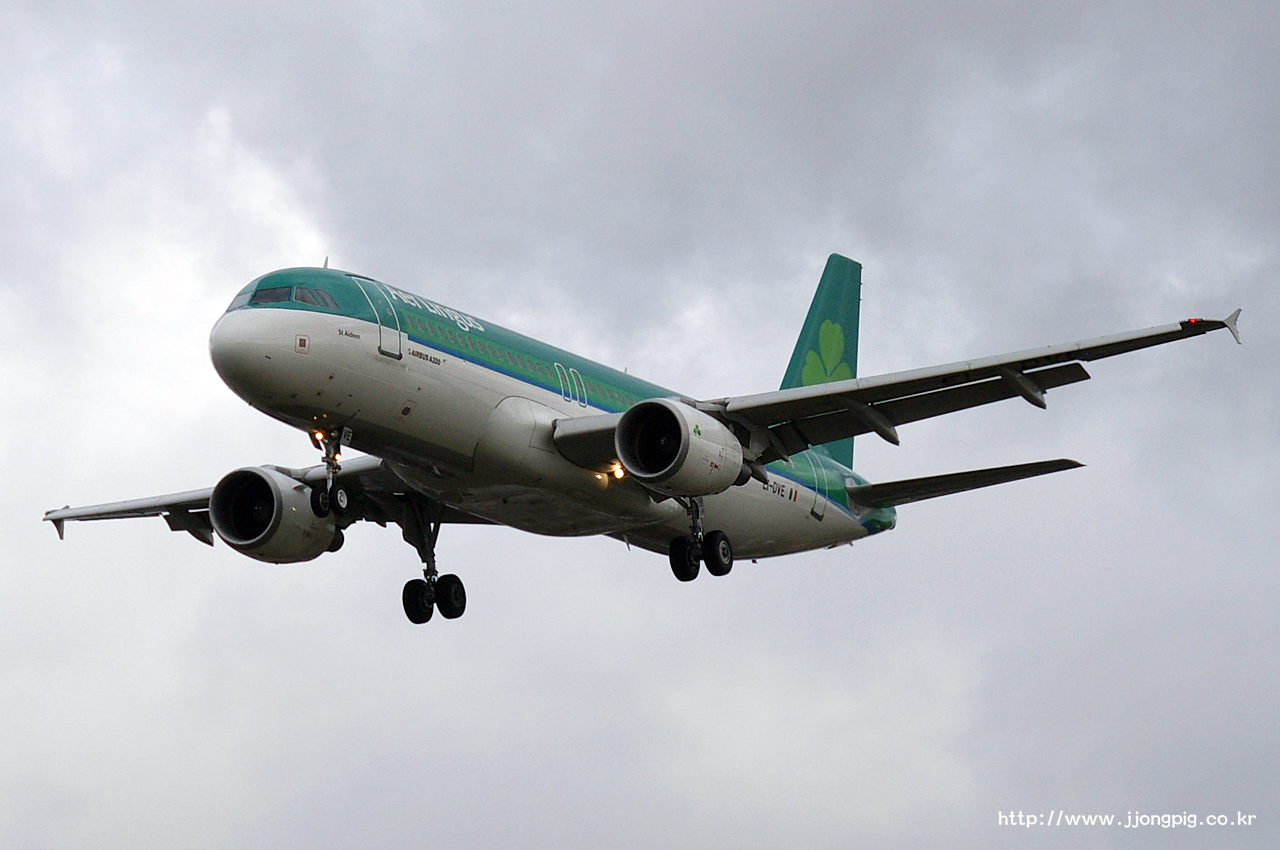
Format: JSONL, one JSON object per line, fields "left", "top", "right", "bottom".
{"left": 716, "top": 310, "right": 1241, "bottom": 463}
{"left": 44, "top": 455, "right": 490, "bottom": 544}
{"left": 45, "top": 489, "right": 216, "bottom": 543}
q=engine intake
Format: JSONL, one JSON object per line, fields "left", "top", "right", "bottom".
{"left": 209, "top": 466, "right": 336, "bottom": 563}
{"left": 615, "top": 399, "right": 746, "bottom": 497}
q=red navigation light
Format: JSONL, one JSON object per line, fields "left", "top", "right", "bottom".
{"left": 1188, "top": 318, "right": 1197, "bottom": 324}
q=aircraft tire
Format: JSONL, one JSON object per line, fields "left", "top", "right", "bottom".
{"left": 669, "top": 536, "right": 701, "bottom": 582}
{"left": 327, "top": 528, "right": 345, "bottom": 553}
{"left": 330, "top": 484, "right": 349, "bottom": 516}
{"left": 435, "top": 574, "right": 467, "bottom": 619}
{"left": 402, "top": 578, "right": 434, "bottom": 624}
{"left": 703, "top": 531, "right": 733, "bottom": 576}
{"left": 310, "top": 487, "right": 330, "bottom": 518}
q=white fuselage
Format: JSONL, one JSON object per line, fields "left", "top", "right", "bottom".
{"left": 209, "top": 305, "right": 870, "bottom": 559}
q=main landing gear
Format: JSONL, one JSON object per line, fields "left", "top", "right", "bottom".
{"left": 668, "top": 497, "right": 733, "bottom": 582}
{"left": 402, "top": 573, "right": 466, "bottom": 623}
{"left": 398, "top": 492, "right": 466, "bottom": 624}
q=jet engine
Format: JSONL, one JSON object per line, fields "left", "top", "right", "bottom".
{"left": 614, "top": 398, "right": 748, "bottom": 497}
{"left": 209, "top": 466, "right": 336, "bottom": 563}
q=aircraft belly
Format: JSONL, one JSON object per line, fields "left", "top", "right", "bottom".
{"left": 613, "top": 481, "right": 864, "bottom": 560}
{"left": 703, "top": 482, "right": 867, "bottom": 558}
{"left": 390, "top": 463, "right": 682, "bottom": 536}
{"left": 450, "top": 487, "right": 674, "bottom": 537}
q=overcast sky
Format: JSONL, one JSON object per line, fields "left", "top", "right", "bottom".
{"left": 2, "top": 2, "right": 1277, "bottom": 847}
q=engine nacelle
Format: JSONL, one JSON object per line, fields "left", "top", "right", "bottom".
{"left": 209, "top": 466, "right": 336, "bottom": 563}
{"left": 615, "top": 399, "right": 747, "bottom": 497}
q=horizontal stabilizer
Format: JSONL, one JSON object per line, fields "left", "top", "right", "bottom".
{"left": 847, "top": 458, "right": 1083, "bottom": 508}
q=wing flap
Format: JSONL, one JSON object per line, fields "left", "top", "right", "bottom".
{"left": 761, "top": 363, "right": 1092, "bottom": 452}
{"left": 847, "top": 459, "right": 1084, "bottom": 508}
{"left": 878, "top": 362, "right": 1091, "bottom": 427}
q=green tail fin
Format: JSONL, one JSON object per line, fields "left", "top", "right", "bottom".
{"left": 779, "top": 254, "right": 862, "bottom": 467}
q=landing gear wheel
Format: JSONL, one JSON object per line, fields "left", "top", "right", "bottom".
{"left": 435, "top": 574, "right": 467, "bottom": 619}
{"left": 327, "top": 528, "right": 345, "bottom": 553}
{"left": 310, "top": 487, "right": 330, "bottom": 518}
{"left": 669, "top": 536, "right": 701, "bottom": 582}
{"left": 402, "top": 578, "right": 434, "bottom": 624}
{"left": 330, "top": 484, "right": 349, "bottom": 515}
{"left": 703, "top": 530, "right": 733, "bottom": 576}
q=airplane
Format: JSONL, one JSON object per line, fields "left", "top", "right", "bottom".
{"left": 45, "top": 255, "right": 1241, "bottom": 624}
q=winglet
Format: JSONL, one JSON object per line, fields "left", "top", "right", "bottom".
{"left": 1223, "top": 308, "right": 1242, "bottom": 344}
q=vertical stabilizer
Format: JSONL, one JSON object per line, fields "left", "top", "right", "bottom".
{"left": 779, "top": 254, "right": 862, "bottom": 466}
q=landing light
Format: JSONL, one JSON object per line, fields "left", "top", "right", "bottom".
{"left": 314, "top": 431, "right": 325, "bottom": 442}
{"left": 613, "top": 467, "right": 625, "bottom": 479}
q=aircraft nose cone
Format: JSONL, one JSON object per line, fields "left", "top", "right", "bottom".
{"left": 209, "top": 310, "right": 275, "bottom": 403}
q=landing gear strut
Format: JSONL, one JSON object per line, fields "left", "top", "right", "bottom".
{"left": 399, "top": 493, "right": 466, "bottom": 624}
{"left": 308, "top": 428, "right": 349, "bottom": 518}
{"left": 668, "top": 497, "right": 733, "bottom": 581}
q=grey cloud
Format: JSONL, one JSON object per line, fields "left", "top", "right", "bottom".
{"left": 2, "top": 2, "right": 1277, "bottom": 848}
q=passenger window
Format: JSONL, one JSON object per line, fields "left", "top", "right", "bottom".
{"left": 294, "top": 287, "right": 320, "bottom": 306}
{"left": 249, "top": 286, "right": 292, "bottom": 305}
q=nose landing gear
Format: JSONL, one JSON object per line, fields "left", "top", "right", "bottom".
{"left": 308, "top": 428, "right": 350, "bottom": 518}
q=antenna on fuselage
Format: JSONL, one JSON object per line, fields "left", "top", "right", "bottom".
{"left": 323, "top": 256, "right": 329, "bottom": 269}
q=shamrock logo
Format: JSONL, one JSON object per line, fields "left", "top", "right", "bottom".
{"left": 693, "top": 424, "right": 702, "bottom": 436}
{"left": 801, "top": 320, "right": 853, "bottom": 386}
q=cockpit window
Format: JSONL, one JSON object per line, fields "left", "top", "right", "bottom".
{"left": 249, "top": 286, "right": 292, "bottom": 305}
{"left": 227, "top": 291, "right": 253, "bottom": 311}
{"left": 294, "top": 286, "right": 339, "bottom": 310}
